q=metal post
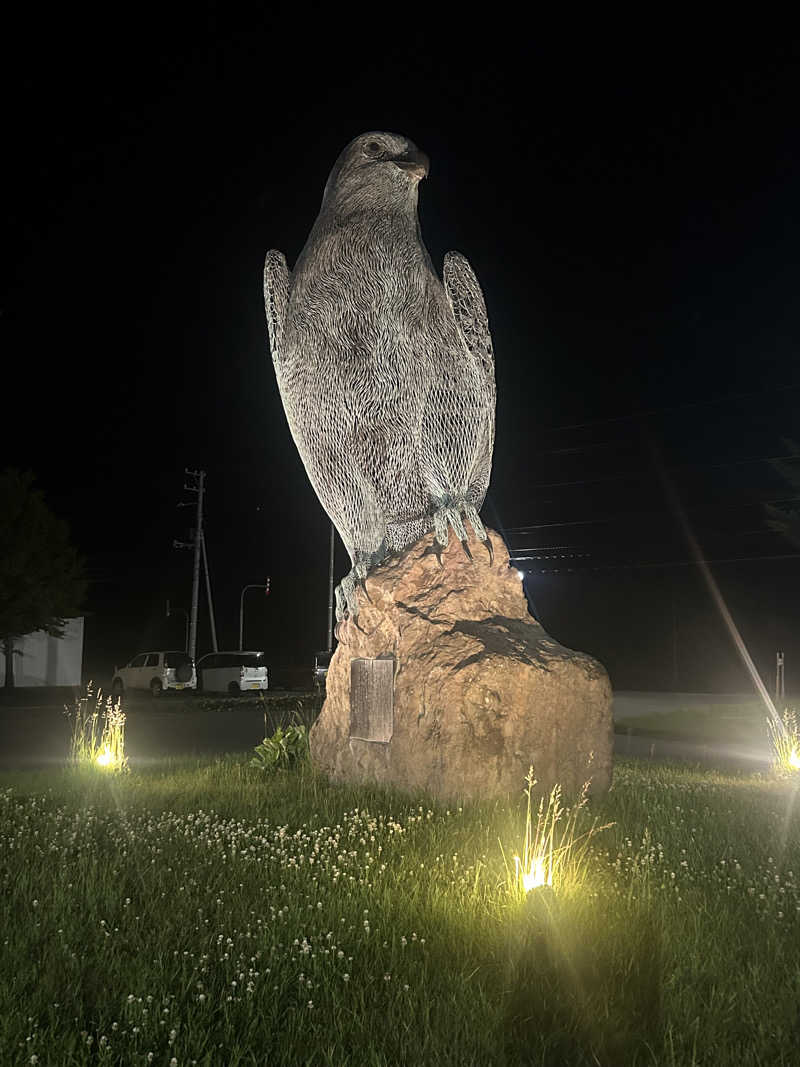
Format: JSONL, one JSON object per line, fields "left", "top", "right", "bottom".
{"left": 239, "top": 583, "right": 268, "bottom": 651}
{"left": 671, "top": 581, "right": 679, "bottom": 690}
{"left": 187, "top": 470, "right": 205, "bottom": 662}
{"left": 777, "top": 651, "right": 785, "bottom": 701}
{"left": 327, "top": 521, "right": 335, "bottom": 652}
{"left": 201, "top": 530, "right": 218, "bottom": 653}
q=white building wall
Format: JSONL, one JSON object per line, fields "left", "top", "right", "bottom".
{"left": 0, "top": 617, "right": 84, "bottom": 687}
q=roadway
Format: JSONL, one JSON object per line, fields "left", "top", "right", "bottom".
{"left": 0, "top": 691, "right": 778, "bottom": 773}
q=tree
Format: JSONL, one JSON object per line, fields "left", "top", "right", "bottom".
{"left": 0, "top": 469, "right": 87, "bottom": 687}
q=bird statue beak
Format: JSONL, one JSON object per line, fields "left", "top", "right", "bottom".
{"left": 393, "top": 151, "right": 430, "bottom": 181}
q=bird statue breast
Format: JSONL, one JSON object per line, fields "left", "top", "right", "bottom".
{"left": 264, "top": 131, "right": 496, "bottom": 623}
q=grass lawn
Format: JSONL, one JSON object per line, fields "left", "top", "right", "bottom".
{"left": 2, "top": 755, "right": 800, "bottom": 1065}
{"left": 615, "top": 700, "right": 773, "bottom": 749}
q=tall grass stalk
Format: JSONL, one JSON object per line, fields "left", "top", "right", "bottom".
{"left": 65, "top": 684, "right": 128, "bottom": 772}
{"left": 767, "top": 706, "right": 800, "bottom": 775}
{"left": 503, "top": 766, "right": 615, "bottom": 898}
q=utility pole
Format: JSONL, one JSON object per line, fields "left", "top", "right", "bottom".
{"left": 327, "top": 520, "right": 335, "bottom": 652}
{"left": 173, "top": 469, "right": 205, "bottom": 661}
{"left": 201, "top": 530, "right": 218, "bottom": 653}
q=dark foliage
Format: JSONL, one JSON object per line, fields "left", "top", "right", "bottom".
{"left": 0, "top": 469, "right": 86, "bottom": 686}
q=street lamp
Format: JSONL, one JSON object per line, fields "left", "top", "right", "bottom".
{"left": 239, "top": 580, "right": 270, "bottom": 651}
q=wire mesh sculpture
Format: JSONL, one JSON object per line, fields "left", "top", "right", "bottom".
{"left": 264, "top": 131, "right": 496, "bottom": 624}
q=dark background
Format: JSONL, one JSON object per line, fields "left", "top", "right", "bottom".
{"left": 3, "top": 12, "right": 799, "bottom": 691}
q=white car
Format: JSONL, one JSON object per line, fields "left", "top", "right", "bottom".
{"left": 196, "top": 651, "right": 269, "bottom": 694}
{"left": 111, "top": 651, "right": 197, "bottom": 698}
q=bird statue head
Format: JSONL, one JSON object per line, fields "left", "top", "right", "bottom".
{"left": 321, "top": 131, "right": 430, "bottom": 217}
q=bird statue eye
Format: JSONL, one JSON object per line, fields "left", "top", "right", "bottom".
{"left": 364, "top": 140, "right": 383, "bottom": 156}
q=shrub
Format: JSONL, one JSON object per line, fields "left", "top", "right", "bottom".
{"left": 251, "top": 723, "right": 309, "bottom": 772}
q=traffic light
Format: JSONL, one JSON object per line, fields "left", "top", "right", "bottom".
{"left": 265, "top": 577, "right": 271, "bottom": 596}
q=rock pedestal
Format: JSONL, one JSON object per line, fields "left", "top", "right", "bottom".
{"left": 310, "top": 529, "right": 612, "bottom": 801}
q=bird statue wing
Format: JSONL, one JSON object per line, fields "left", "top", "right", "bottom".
{"left": 263, "top": 249, "right": 290, "bottom": 382}
{"left": 443, "top": 251, "right": 495, "bottom": 389}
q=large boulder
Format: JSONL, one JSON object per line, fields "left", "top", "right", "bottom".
{"left": 310, "top": 529, "right": 612, "bottom": 801}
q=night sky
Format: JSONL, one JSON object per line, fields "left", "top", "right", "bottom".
{"left": 4, "top": 16, "right": 800, "bottom": 690}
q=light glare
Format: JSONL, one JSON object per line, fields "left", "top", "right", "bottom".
{"left": 516, "top": 853, "right": 552, "bottom": 891}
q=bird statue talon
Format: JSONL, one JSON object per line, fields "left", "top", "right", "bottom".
{"left": 460, "top": 539, "right": 473, "bottom": 562}
{"left": 423, "top": 540, "right": 445, "bottom": 568}
{"left": 357, "top": 577, "right": 372, "bottom": 604}
{"left": 484, "top": 535, "right": 494, "bottom": 565}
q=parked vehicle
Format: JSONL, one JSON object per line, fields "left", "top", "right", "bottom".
{"left": 196, "top": 651, "right": 269, "bottom": 694}
{"left": 111, "top": 651, "right": 196, "bottom": 698}
{"left": 313, "top": 650, "right": 332, "bottom": 689}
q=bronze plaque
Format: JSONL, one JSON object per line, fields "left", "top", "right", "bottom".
{"left": 350, "top": 657, "right": 394, "bottom": 742}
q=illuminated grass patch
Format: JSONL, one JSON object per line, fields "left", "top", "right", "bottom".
{"left": 65, "top": 685, "right": 128, "bottom": 773}
{"left": 503, "top": 767, "right": 614, "bottom": 896}
{"left": 1, "top": 757, "right": 800, "bottom": 1065}
{"left": 768, "top": 706, "right": 800, "bottom": 776}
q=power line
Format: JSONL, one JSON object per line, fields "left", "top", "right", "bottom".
{"left": 505, "top": 495, "right": 800, "bottom": 534}
{"left": 512, "top": 532, "right": 790, "bottom": 559}
{"left": 535, "top": 431, "right": 797, "bottom": 460}
{"left": 512, "top": 451, "right": 800, "bottom": 493}
{"left": 507, "top": 518, "right": 611, "bottom": 532}
{"left": 535, "top": 382, "right": 800, "bottom": 435}
{"left": 511, "top": 551, "right": 800, "bottom": 572}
